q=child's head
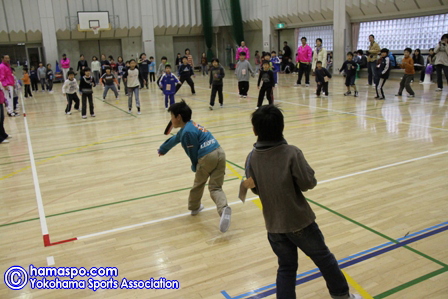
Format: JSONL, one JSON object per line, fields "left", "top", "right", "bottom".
{"left": 404, "top": 48, "right": 412, "bottom": 57}
{"left": 262, "top": 61, "right": 270, "bottom": 70}
{"left": 161, "top": 56, "right": 167, "bottom": 63}
{"left": 62, "top": 53, "right": 67, "bottom": 59}
{"left": 92, "top": 56, "right": 98, "bottom": 61}
{"left": 108, "top": 55, "right": 114, "bottom": 61}
{"left": 357, "top": 49, "right": 363, "bottom": 56}
{"left": 429, "top": 48, "right": 435, "bottom": 55}
{"left": 130, "top": 59, "right": 136, "bottom": 68}
{"left": 80, "top": 54, "right": 85, "bottom": 60}
{"left": 239, "top": 52, "right": 246, "bottom": 61}
{"left": 23, "top": 69, "right": 28, "bottom": 74}
{"left": 169, "top": 100, "right": 192, "bottom": 127}
{"left": 255, "top": 50, "right": 259, "bottom": 55}
{"left": 150, "top": 56, "right": 154, "bottom": 61}
{"left": 264, "top": 52, "right": 271, "bottom": 61}
{"left": 212, "top": 58, "right": 219, "bottom": 67}
{"left": 31, "top": 66, "right": 35, "bottom": 70}
{"left": 182, "top": 56, "right": 188, "bottom": 64}
{"left": 316, "top": 61, "right": 322, "bottom": 69}
{"left": 251, "top": 105, "right": 284, "bottom": 142}
{"left": 84, "top": 67, "right": 91, "bottom": 76}
{"left": 105, "top": 67, "right": 111, "bottom": 74}
{"left": 177, "top": 53, "right": 181, "bottom": 57}
{"left": 165, "top": 64, "right": 172, "bottom": 73}
{"left": 202, "top": 53, "right": 206, "bottom": 57}
{"left": 110, "top": 58, "right": 115, "bottom": 63}
{"left": 101, "top": 54, "right": 106, "bottom": 60}
{"left": 347, "top": 52, "right": 353, "bottom": 60}
{"left": 140, "top": 53, "right": 146, "bottom": 60}
{"left": 67, "top": 70, "right": 75, "bottom": 80}
{"left": 126, "top": 60, "right": 130, "bottom": 66}
{"left": 47, "top": 63, "right": 51, "bottom": 69}
{"left": 118, "top": 56, "right": 123, "bottom": 63}
{"left": 38, "top": 62, "right": 43, "bottom": 67}
{"left": 441, "top": 33, "right": 448, "bottom": 43}
{"left": 271, "top": 51, "right": 277, "bottom": 57}
{"left": 380, "top": 48, "right": 389, "bottom": 57}
{"left": 185, "top": 48, "right": 190, "bottom": 55}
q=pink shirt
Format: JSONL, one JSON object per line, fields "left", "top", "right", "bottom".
{"left": 61, "top": 58, "right": 71, "bottom": 69}
{"left": 236, "top": 46, "right": 250, "bottom": 60}
{"left": 296, "top": 44, "right": 312, "bottom": 63}
{"left": 0, "top": 62, "right": 14, "bottom": 86}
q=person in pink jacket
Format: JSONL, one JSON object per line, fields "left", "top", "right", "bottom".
{"left": 295, "top": 37, "right": 313, "bottom": 87}
{"left": 0, "top": 55, "right": 16, "bottom": 116}
{"left": 236, "top": 41, "right": 250, "bottom": 61}
{"left": 61, "top": 53, "right": 71, "bottom": 81}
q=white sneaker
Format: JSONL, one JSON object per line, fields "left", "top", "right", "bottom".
{"left": 435, "top": 88, "right": 442, "bottom": 92}
{"left": 191, "top": 204, "right": 204, "bottom": 216}
{"left": 91, "top": 114, "right": 96, "bottom": 117}
{"left": 349, "top": 294, "right": 363, "bottom": 299}
{"left": 294, "top": 83, "right": 300, "bottom": 87}
{"left": 220, "top": 104, "right": 223, "bottom": 108}
{"left": 66, "top": 111, "right": 71, "bottom": 115}
{"left": 209, "top": 105, "right": 213, "bottom": 110}
{"left": 7, "top": 135, "right": 12, "bottom": 139}
{"left": 82, "top": 115, "right": 87, "bottom": 119}
{"left": 137, "top": 111, "right": 141, "bottom": 115}
{"left": 1, "top": 139, "right": 10, "bottom": 143}
{"left": 128, "top": 109, "right": 132, "bottom": 114}
{"left": 219, "top": 206, "right": 232, "bottom": 233}
{"left": 305, "top": 84, "right": 310, "bottom": 87}
{"left": 102, "top": 98, "right": 105, "bottom": 101}
{"left": 243, "top": 95, "right": 247, "bottom": 98}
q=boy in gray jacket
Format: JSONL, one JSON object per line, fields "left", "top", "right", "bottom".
{"left": 235, "top": 52, "right": 255, "bottom": 98}
{"left": 241, "top": 105, "right": 362, "bottom": 299}
{"left": 37, "top": 62, "right": 46, "bottom": 91}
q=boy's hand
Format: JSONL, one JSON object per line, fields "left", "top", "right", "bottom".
{"left": 242, "top": 177, "right": 255, "bottom": 189}
{"left": 143, "top": 80, "right": 147, "bottom": 85}
{"left": 257, "top": 86, "right": 260, "bottom": 89}
{"left": 157, "top": 149, "right": 164, "bottom": 157}
{"left": 209, "top": 85, "right": 211, "bottom": 89}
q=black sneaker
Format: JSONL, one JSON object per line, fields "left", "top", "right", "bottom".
{"left": 344, "top": 91, "right": 351, "bottom": 96}
{"left": 354, "top": 91, "right": 358, "bottom": 97}
{"left": 374, "top": 96, "right": 380, "bottom": 99}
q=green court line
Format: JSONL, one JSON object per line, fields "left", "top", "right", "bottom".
{"left": 94, "top": 96, "right": 138, "bottom": 118}
{"left": 0, "top": 177, "right": 239, "bottom": 228}
{"left": 374, "top": 267, "right": 448, "bottom": 299}
{"left": 226, "top": 159, "right": 245, "bottom": 171}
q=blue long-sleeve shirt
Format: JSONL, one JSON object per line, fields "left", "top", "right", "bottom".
{"left": 159, "top": 120, "right": 220, "bottom": 172}
{"left": 271, "top": 56, "right": 281, "bottom": 73}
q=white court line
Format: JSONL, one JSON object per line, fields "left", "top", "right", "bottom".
{"left": 75, "top": 149, "right": 448, "bottom": 241}
{"left": 19, "top": 91, "right": 49, "bottom": 235}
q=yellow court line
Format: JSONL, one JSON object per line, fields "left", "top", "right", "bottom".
{"left": 342, "top": 270, "right": 374, "bottom": 299}
{"left": 226, "top": 162, "right": 263, "bottom": 209}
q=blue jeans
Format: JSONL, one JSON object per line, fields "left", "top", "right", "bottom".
{"left": 368, "top": 61, "right": 377, "bottom": 85}
{"left": 103, "top": 85, "right": 119, "bottom": 99}
{"left": 127, "top": 86, "right": 140, "bottom": 109}
{"left": 268, "top": 222, "right": 350, "bottom": 299}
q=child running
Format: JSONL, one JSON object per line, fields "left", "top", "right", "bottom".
{"left": 209, "top": 58, "right": 225, "bottom": 110}
{"left": 46, "top": 64, "right": 54, "bottom": 93}
{"left": 176, "top": 56, "right": 196, "bottom": 95}
{"left": 79, "top": 67, "right": 96, "bottom": 119}
{"left": 100, "top": 67, "right": 119, "bottom": 101}
{"left": 257, "top": 61, "right": 275, "bottom": 109}
{"left": 395, "top": 48, "right": 415, "bottom": 98}
{"left": 21, "top": 69, "right": 32, "bottom": 98}
{"left": 123, "top": 59, "right": 144, "bottom": 114}
{"left": 62, "top": 70, "right": 80, "bottom": 115}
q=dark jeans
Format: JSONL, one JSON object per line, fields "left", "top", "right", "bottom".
{"left": 435, "top": 64, "right": 448, "bottom": 89}
{"left": 164, "top": 94, "right": 175, "bottom": 108}
{"left": 176, "top": 76, "right": 196, "bottom": 94}
{"left": 40, "top": 78, "right": 46, "bottom": 91}
{"left": 82, "top": 93, "right": 94, "bottom": 116}
{"left": 149, "top": 72, "right": 156, "bottom": 82}
{"left": 257, "top": 85, "right": 273, "bottom": 107}
{"left": 268, "top": 222, "right": 349, "bottom": 299}
{"left": 297, "top": 63, "right": 310, "bottom": 85}
{"left": 13, "top": 97, "right": 18, "bottom": 111}
{"left": 65, "top": 93, "right": 80, "bottom": 113}
{"left": 210, "top": 85, "right": 223, "bottom": 106}
{"left": 0, "top": 103, "right": 7, "bottom": 142}
{"left": 398, "top": 74, "right": 414, "bottom": 95}
{"left": 46, "top": 80, "right": 53, "bottom": 91}
{"left": 31, "top": 78, "right": 38, "bottom": 91}
{"left": 316, "top": 82, "right": 329, "bottom": 96}
{"left": 93, "top": 71, "right": 100, "bottom": 84}
{"left": 140, "top": 72, "right": 149, "bottom": 88}
{"left": 368, "top": 61, "right": 377, "bottom": 85}
{"left": 238, "top": 81, "right": 249, "bottom": 96}
{"left": 24, "top": 85, "right": 33, "bottom": 97}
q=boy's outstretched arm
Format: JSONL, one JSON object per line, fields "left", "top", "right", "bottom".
{"left": 158, "top": 133, "right": 181, "bottom": 156}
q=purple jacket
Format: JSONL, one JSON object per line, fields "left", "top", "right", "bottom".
{"left": 236, "top": 46, "right": 250, "bottom": 60}
{"left": 61, "top": 58, "right": 71, "bottom": 69}
{"left": 296, "top": 45, "right": 312, "bottom": 63}
{"left": 0, "top": 62, "right": 14, "bottom": 86}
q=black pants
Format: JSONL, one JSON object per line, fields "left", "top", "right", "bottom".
{"left": 316, "top": 82, "right": 329, "bottom": 96}
{"left": 376, "top": 77, "right": 388, "bottom": 98}
{"left": 24, "top": 85, "right": 33, "bottom": 98}
{"left": 257, "top": 85, "right": 273, "bottom": 107}
{"left": 13, "top": 97, "right": 18, "bottom": 111}
{"left": 149, "top": 72, "right": 156, "bottom": 82}
{"left": 31, "top": 78, "right": 38, "bottom": 91}
{"left": 65, "top": 93, "right": 80, "bottom": 113}
{"left": 0, "top": 103, "right": 7, "bottom": 142}
{"left": 82, "top": 93, "right": 94, "bottom": 116}
{"left": 238, "top": 81, "right": 249, "bottom": 96}
{"left": 40, "top": 78, "right": 46, "bottom": 91}
{"left": 46, "top": 80, "right": 53, "bottom": 91}
{"left": 297, "top": 63, "right": 310, "bottom": 84}
{"left": 436, "top": 64, "right": 448, "bottom": 89}
{"left": 140, "top": 72, "right": 149, "bottom": 88}
{"left": 398, "top": 74, "right": 414, "bottom": 96}
{"left": 176, "top": 76, "right": 195, "bottom": 94}
{"left": 210, "top": 85, "right": 223, "bottom": 106}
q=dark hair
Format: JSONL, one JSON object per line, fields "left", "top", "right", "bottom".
{"left": 251, "top": 105, "right": 284, "bottom": 142}
{"left": 271, "top": 51, "right": 276, "bottom": 54}
{"left": 429, "top": 48, "right": 435, "bottom": 52}
{"left": 284, "top": 41, "right": 288, "bottom": 44}
{"left": 316, "top": 61, "right": 322, "bottom": 64}
{"left": 1, "top": 55, "right": 8, "bottom": 59}
{"left": 301, "top": 37, "right": 307, "bottom": 41}
{"left": 62, "top": 53, "right": 66, "bottom": 56}
{"left": 117, "top": 56, "right": 123, "bottom": 62}
{"left": 369, "top": 34, "right": 375, "bottom": 39}
{"left": 161, "top": 56, "right": 167, "bottom": 61}
{"left": 129, "top": 59, "right": 136, "bottom": 63}
{"left": 46, "top": 63, "right": 51, "bottom": 67}
{"left": 264, "top": 52, "right": 271, "bottom": 57}
{"left": 140, "top": 53, "right": 146, "bottom": 59}
{"left": 414, "top": 48, "right": 421, "bottom": 55}
{"left": 105, "top": 67, "right": 111, "bottom": 72}
{"left": 357, "top": 49, "right": 364, "bottom": 55}
{"left": 441, "top": 33, "right": 448, "bottom": 40}
{"left": 177, "top": 53, "right": 181, "bottom": 55}
{"left": 92, "top": 56, "right": 98, "bottom": 60}
{"left": 316, "top": 38, "right": 322, "bottom": 43}
{"left": 239, "top": 51, "right": 246, "bottom": 56}
{"left": 211, "top": 58, "right": 219, "bottom": 63}
{"left": 83, "top": 67, "right": 91, "bottom": 72}
{"left": 165, "top": 64, "right": 171, "bottom": 69}
{"left": 23, "top": 69, "right": 28, "bottom": 73}
{"left": 182, "top": 56, "right": 188, "bottom": 60}
{"left": 347, "top": 52, "right": 354, "bottom": 57}
{"left": 11, "top": 67, "right": 15, "bottom": 71}
{"left": 108, "top": 55, "right": 114, "bottom": 60}
{"left": 185, "top": 48, "right": 190, "bottom": 53}
{"left": 150, "top": 56, "right": 154, "bottom": 59}
{"left": 262, "top": 60, "right": 270, "bottom": 65}
{"left": 168, "top": 100, "right": 192, "bottom": 123}
{"left": 67, "top": 70, "right": 75, "bottom": 76}
{"left": 404, "top": 47, "right": 412, "bottom": 54}
{"left": 380, "top": 48, "right": 389, "bottom": 54}
{"left": 80, "top": 54, "right": 84, "bottom": 58}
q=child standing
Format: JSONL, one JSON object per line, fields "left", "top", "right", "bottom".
{"left": 46, "top": 64, "right": 54, "bottom": 93}
{"left": 257, "top": 61, "right": 275, "bottom": 109}
{"left": 156, "top": 56, "right": 169, "bottom": 89}
{"left": 79, "top": 67, "right": 96, "bottom": 119}
{"left": 149, "top": 56, "right": 156, "bottom": 83}
{"left": 271, "top": 51, "right": 281, "bottom": 85}
{"left": 315, "top": 61, "right": 332, "bottom": 97}
{"left": 159, "top": 65, "right": 181, "bottom": 110}
{"left": 339, "top": 52, "right": 359, "bottom": 97}
{"left": 176, "top": 56, "right": 196, "bottom": 95}
{"left": 37, "top": 62, "right": 46, "bottom": 91}
{"left": 235, "top": 52, "right": 255, "bottom": 98}
{"left": 158, "top": 100, "right": 231, "bottom": 233}
{"left": 201, "top": 53, "right": 208, "bottom": 76}
{"left": 62, "top": 70, "right": 80, "bottom": 115}
{"left": 123, "top": 59, "right": 144, "bottom": 114}
{"left": 209, "top": 58, "right": 225, "bottom": 110}
{"left": 21, "top": 69, "right": 32, "bottom": 98}
{"left": 395, "top": 48, "right": 415, "bottom": 98}
{"left": 100, "top": 68, "right": 119, "bottom": 101}
{"left": 116, "top": 56, "right": 125, "bottom": 91}
{"left": 91, "top": 56, "right": 101, "bottom": 84}
{"left": 240, "top": 105, "right": 361, "bottom": 299}
{"left": 138, "top": 53, "right": 150, "bottom": 89}
{"left": 375, "top": 48, "right": 391, "bottom": 100}
{"left": 254, "top": 50, "right": 261, "bottom": 73}
{"left": 30, "top": 66, "right": 38, "bottom": 92}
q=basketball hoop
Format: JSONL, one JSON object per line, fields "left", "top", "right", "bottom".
{"left": 92, "top": 27, "right": 100, "bottom": 34}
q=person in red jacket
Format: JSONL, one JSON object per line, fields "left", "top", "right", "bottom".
{"left": 294, "top": 37, "right": 313, "bottom": 87}
{"left": 61, "top": 53, "right": 71, "bottom": 81}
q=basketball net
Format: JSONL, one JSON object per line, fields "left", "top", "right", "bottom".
{"left": 92, "top": 27, "right": 100, "bottom": 35}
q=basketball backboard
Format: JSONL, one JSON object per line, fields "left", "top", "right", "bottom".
{"left": 77, "top": 11, "right": 111, "bottom": 33}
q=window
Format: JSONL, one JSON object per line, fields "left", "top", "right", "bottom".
{"left": 298, "top": 25, "right": 333, "bottom": 51}
{"left": 357, "top": 14, "right": 448, "bottom": 51}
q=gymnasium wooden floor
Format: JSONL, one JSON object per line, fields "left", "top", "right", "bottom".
{"left": 1, "top": 71, "right": 447, "bottom": 299}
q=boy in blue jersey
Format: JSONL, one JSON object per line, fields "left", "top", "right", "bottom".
{"left": 149, "top": 56, "right": 156, "bottom": 83}
{"left": 159, "top": 65, "right": 182, "bottom": 110}
{"left": 271, "top": 51, "right": 281, "bottom": 85}
{"left": 158, "top": 100, "right": 231, "bottom": 233}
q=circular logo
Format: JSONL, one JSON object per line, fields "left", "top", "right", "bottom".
{"left": 4, "top": 266, "right": 29, "bottom": 290}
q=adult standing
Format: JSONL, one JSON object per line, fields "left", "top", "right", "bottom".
{"left": 0, "top": 55, "right": 16, "bottom": 116}
{"left": 236, "top": 41, "right": 250, "bottom": 61}
{"left": 434, "top": 33, "right": 448, "bottom": 92}
{"left": 61, "top": 53, "right": 71, "bottom": 81}
{"left": 283, "top": 41, "right": 292, "bottom": 61}
{"left": 295, "top": 37, "right": 312, "bottom": 87}
{"left": 0, "top": 85, "right": 9, "bottom": 144}
{"left": 366, "top": 35, "right": 380, "bottom": 86}
{"left": 311, "top": 38, "right": 327, "bottom": 72}
{"left": 77, "top": 54, "right": 88, "bottom": 79}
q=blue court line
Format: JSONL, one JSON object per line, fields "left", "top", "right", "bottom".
{"left": 221, "top": 222, "right": 448, "bottom": 299}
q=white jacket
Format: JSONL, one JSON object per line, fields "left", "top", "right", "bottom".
{"left": 312, "top": 47, "right": 328, "bottom": 71}
{"left": 434, "top": 42, "right": 448, "bottom": 66}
